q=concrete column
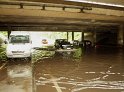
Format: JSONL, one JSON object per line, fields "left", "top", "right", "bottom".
{"left": 123, "top": 26, "right": 124, "bottom": 47}
{"left": 79, "top": 31, "right": 84, "bottom": 47}
{"left": 8, "top": 26, "right": 11, "bottom": 38}
{"left": 118, "top": 25, "right": 124, "bottom": 46}
{"left": 88, "top": 32, "right": 94, "bottom": 46}
{"left": 72, "top": 32, "right": 74, "bottom": 41}
{"left": 93, "top": 31, "right": 96, "bottom": 45}
{"left": 81, "top": 31, "right": 84, "bottom": 41}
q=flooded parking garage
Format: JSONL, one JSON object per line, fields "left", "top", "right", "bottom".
{"left": 33, "top": 47, "right": 124, "bottom": 92}
{"left": 1, "top": 46, "right": 124, "bottom": 92}
{"left": 0, "top": 0, "right": 124, "bottom": 92}
{"left": 0, "top": 41, "right": 124, "bottom": 92}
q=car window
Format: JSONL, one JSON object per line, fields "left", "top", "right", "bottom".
{"left": 9, "top": 35, "right": 30, "bottom": 43}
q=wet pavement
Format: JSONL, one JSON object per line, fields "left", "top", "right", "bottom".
{"left": 33, "top": 47, "right": 124, "bottom": 92}
{"left": 0, "top": 59, "right": 32, "bottom": 92}
{"left": 0, "top": 47, "right": 124, "bottom": 92}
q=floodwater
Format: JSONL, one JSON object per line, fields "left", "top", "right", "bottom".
{"left": 0, "top": 47, "right": 124, "bottom": 92}
{"left": 0, "top": 59, "right": 32, "bottom": 92}
{"left": 33, "top": 47, "right": 124, "bottom": 92}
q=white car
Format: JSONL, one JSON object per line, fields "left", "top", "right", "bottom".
{"left": 6, "top": 31, "right": 32, "bottom": 59}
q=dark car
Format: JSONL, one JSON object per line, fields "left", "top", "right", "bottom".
{"left": 79, "top": 40, "right": 92, "bottom": 48}
{"left": 55, "top": 39, "right": 73, "bottom": 49}
{"left": 73, "top": 40, "right": 80, "bottom": 46}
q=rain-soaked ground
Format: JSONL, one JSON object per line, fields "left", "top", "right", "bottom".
{"left": 0, "top": 47, "right": 124, "bottom": 92}
{"left": 33, "top": 47, "right": 124, "bottom": 92}
{"left": 0, "top": 59, "right": 32, "bottom": 92}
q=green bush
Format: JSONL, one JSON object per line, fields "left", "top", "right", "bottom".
{"left": 0, "top": 47, "right": 7, "bottom": 62}
{"left": 32, "top": 50, "right": 55, "bottom": 63}
{"left": 0, "top": 38, "right": 3, "bottom": 45}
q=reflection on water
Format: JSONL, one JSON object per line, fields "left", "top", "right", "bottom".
{"left": 0, "top": 59, "right": 32, "bottom": 92}
{"left": 36, "top": 77, "right": 124, "bottom": 91}
{"left": 6, "top": 59, "right": 32, "bottom": 79}
{"left": 33, "top": 48, "right": 124, "bottom": 92}
{"left": 7, "top": 64, "right": 31, "bottom": 78}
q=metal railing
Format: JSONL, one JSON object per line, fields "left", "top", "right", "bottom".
{"left": 0, "top": 1, "right": 92, "bottom": 12}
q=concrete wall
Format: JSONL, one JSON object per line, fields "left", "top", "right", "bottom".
{"left": 84, "top": 32, "right": 94, "bottom": 45}
{"left": 118, "top": 25, "right": 124, "bottom": 46}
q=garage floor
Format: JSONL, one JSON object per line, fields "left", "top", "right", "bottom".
{"left": 0, "top": 47, "right": 124, "bottom": 92}
{"left": 33, "top": 47, "right": 124, "bottom": 92}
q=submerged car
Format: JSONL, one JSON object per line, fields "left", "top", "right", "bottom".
{"left": 55, "top": 39, "right": 73, "bottom": 49}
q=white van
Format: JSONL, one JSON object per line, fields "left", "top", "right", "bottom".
{"left": 6, "top": 31, "right": 32, "bottom": 59}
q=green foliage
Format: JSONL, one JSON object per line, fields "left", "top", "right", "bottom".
{"left": 0, "top": 38, "right": 3, "bottom": 45}
{"left": 0, "top": 31, "right": 7, "bottom": 36}
{"left": 0, "top": 47, "right": 7, "bottom": 62}
{"left": 41, "top": 32, "right": 68, "bottom": 40}
{"left": 74, "top": 32, "right": 82, "bottom": 40}
{"left": 73, "top": 48, "right": 82, "bottom": 59}
{"left": 32, "top": 50, "right": 55, "bottom": 63}
{"left": 0, "top": 31, "right": 8, "bottom": 45}
{"left": 40, "top": 32, "right": 82, "bottom": 41}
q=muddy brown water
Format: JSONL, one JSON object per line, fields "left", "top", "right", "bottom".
{"left": 0, "top": 47, "right": 124, "bottom": 92}
{"left": 0, "top": 59, "right": 32, "bottom": 92}
{"left": 33, "top": 47, "right": 124, "bottom": 92}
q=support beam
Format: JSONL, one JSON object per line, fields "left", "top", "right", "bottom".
{"left": 123, "top": 25, "right": 124, "bottom": 47}
{"left": 79, "top": 31, "right": 84, "bottom": 47}
{"left": 81, "top": 31, "right": 84, "bottom": 41}
{"left": 7, "top": 26, "right": 11, "bottom": 38}
{"left": 93, "top": 31, "right": 96, "bottom": 46}
{"left": 121, "top": 25, "right": 124, "bottom": 47}
{"left": 118, "top": 25, "right": 124, "bottom": 46}
{"left": 0, "top": 8, "right": 124, "bottom": 23}
{"left": 72, "top": 32, "right": 74, "bottom": 40}
{"left": 7, "top": 26, "right": 85, "bottom": 32}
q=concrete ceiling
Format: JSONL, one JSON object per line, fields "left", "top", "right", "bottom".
{"left": 0, "top": 0, "right": 123, "bottom": 31}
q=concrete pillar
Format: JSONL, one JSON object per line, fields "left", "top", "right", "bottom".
{"left": 118, "top": 25, "right": 124, "bottom": 46}
{"left": 123, "top": 25, "right": 124, "bottom": 46}
{"left": 88, "top": 32, "right": 94, "bottom": 46}
{"left": 7, "top": 26, "right": 12, "bottom": 38}
{"left": 93, "top": 31, "right": 96, "bottom": 46}
{"left": 81, "top": 31, "right": 84, "bottom": 41}
{"left": 72, "top": 32, "right": 74, "bottom": 41}
{"left": 79, "top": 31, "right": 84, "bottom": 47}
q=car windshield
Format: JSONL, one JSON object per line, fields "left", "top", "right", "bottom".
{"left": 56, "top": 39, "right": 70, "bottom": 45}
{"left": 9, "top": 35, "right": 30, "bottom": 43}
